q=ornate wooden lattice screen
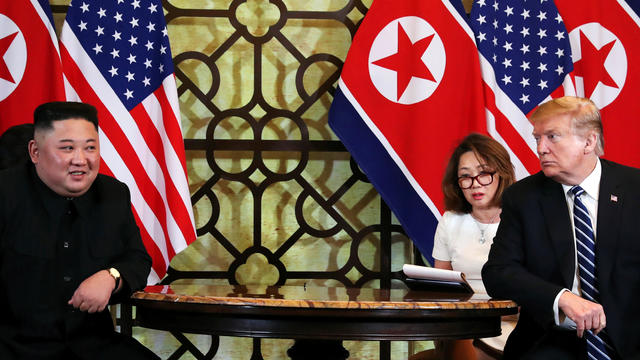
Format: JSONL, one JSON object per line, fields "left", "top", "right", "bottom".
{"left": 51, "top": 0, "right": 430, "bottom": 358}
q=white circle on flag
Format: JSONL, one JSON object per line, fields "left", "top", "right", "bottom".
{"left": 568, "top": 22, "right": 626, "bottom": 110}
{"left": 368, "top": 16, "right": 445, "bottom": 105}
{"left": 0, "top": 14, "right": 27, "bottom": 102}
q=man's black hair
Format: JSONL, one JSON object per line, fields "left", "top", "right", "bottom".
{"left": 33, "top": 102, "right": 99, "bottom": 131}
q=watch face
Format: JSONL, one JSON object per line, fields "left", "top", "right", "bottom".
{"left": 109, "top": 268, "right": 120, "bottom": 279}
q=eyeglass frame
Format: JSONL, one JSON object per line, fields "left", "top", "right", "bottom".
{"left": 457, "top": 171, "right": 496, "bottom": 189}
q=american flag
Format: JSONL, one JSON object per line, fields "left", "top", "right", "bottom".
{"left": 470, "top": 0, "right": 574, "bottom": 178}
{"left": 60, "top": 0, "right": 196, "bottom": 283}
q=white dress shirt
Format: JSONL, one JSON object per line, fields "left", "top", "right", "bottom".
{"left": 552, "top": 159, "right": 602, "bottom": 328}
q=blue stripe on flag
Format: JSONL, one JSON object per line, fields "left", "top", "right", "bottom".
{"left": 36, "top": 0, "right": 56, "bottom": 28}
{"left": 626, "top": 0, "right": 640, "bottom": 17}
{"left": 329, "top": 87, "right": 437, "bottom": 264}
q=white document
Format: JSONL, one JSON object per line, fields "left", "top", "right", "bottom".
{"left": 402, "top": 264, "right": 466, "bottom": 282}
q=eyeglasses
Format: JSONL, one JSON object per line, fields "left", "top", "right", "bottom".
{"left": 457, "top": 172, "right": 496, "bottom": 189}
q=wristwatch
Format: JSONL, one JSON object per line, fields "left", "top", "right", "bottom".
{"left": 108, "top": 267, "right": 121, "bottom": 292}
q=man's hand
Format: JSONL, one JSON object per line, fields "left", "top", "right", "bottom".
{"left": 558, "top": 291, "right": 606, "bottom": 337}
{"left": 68, "top": 270, "right": 116, "bottom": 313}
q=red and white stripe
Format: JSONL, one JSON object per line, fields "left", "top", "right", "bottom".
{"left": 478, "top": 52, "right": 539, "bottom": 180}
{"left": 60, "top": 23, "right": 196, "bottom": 284}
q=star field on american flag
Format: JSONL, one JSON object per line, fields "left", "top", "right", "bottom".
{"left": 66, "top": 0, "right": 174, "bottom": 110}
{"left": 471, "top": 0, "right": 573, "bottom": 113}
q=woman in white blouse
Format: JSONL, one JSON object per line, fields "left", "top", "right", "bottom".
{"left": 432, "top": 133, "right": 516, "bottom": 360}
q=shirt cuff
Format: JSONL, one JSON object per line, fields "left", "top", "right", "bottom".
{"left": 553, "top": 288, "right": 570, "bottom": 326}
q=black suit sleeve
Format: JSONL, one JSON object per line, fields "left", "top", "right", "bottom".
{"left": 482, "top": 184, "right": 565, "bottom": 328}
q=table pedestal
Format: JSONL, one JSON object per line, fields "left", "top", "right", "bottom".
{"left": 287, "top": 340, "right": 349, "bottom": 360}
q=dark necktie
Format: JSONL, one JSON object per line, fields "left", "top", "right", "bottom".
{"left": 571, "top": 186, "right": 614, "bottom": 359}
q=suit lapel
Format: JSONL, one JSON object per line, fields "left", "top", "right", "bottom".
{"left": 596, "top": 160, "right": 623, "bottom": 289}
{"left": 540, "top": 177, "right": 575, "bottom": 288}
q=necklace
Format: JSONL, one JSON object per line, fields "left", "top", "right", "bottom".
{"left": 471, "top": 211, "right": 500, "bottom": 244}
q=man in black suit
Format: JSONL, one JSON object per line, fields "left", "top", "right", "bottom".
{"left": 0, "top": 102, "right": 158, "bottom": 359}
{"left": 483, "top": 96, "right": 640, "bottom": 359}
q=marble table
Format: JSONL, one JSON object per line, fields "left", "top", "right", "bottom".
{"left": 128, "top": 284, "right": 517, "bottom": 360}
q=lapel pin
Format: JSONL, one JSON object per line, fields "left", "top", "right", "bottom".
{"left": 610, "top": 194, "right": 618, "bottom": 203}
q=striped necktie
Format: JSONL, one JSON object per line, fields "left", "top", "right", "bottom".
{"left": 571, "top": 186, "right": 614, "bottom": 359}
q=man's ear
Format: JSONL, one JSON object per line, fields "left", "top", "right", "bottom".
{"left": 584, "top": 131, "right": 598, "bottom": 154}
{"left": 28, "top": 139, "right": 39, "bottom": 164}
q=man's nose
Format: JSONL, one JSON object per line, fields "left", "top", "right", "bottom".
{"left": 537, "top": 138, "right": 548, "bottom": 155}
{"left": 71, "top": 149, "right": 87, "bottom": 164}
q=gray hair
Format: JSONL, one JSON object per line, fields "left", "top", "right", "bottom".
{"left": 530, "top": 96, "right": 604, "bottom": 156}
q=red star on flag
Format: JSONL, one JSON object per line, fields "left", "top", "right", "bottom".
{"left": 0, "top": 31, "right": 19, "bottom": 83}
{"left": 372, "top": 22, "right": 435, "bottom": 101}
{"left": 572, "top": 30, "right": 618, "bottom": 98}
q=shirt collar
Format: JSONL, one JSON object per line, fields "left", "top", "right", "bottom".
{"left": 30, "top": 164, "right": 92, "bottom": 218}
{"left": 562, "top": 158, "right": 601, "bottom": 201}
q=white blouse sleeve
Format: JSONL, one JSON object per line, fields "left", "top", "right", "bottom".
{"left": 431, "top": 212, "right": 452, "bottom": 262}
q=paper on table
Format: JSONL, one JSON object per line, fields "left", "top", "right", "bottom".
{"left": 402, "top": 264, "right": 466, "bottom": 282}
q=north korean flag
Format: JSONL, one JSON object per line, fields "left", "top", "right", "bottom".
{"left": 556, "top": 0, "right": 640, "bottom": 167}
{"left": 0, "top": 0, "right": 65, "bottom": 134}
{"left": 329, "top": 0, "right": 486, "bottom": 262}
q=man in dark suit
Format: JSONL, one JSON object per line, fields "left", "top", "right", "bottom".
{"left": 0, "top": 102, "right": 158, "bottom": 359}
{"left": 483, "top": 96, "right": 640, "bottom": 359}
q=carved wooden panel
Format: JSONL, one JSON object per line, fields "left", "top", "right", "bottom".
{"left": 50, "top": 1, "right": 430, "bottom": 358}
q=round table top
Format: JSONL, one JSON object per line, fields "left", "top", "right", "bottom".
{"left": 130, "top": 284, "right": 518, "bottom": 342}
{"left": 132, "top": 283, "right": 517, "bottom": 311}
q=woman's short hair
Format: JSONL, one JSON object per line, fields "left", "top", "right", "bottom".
{"left": 530, "top": 96, "right": 603, "bottom": 156}
{"left": 442, "top": 133, "right": 515, "bottom": 213}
